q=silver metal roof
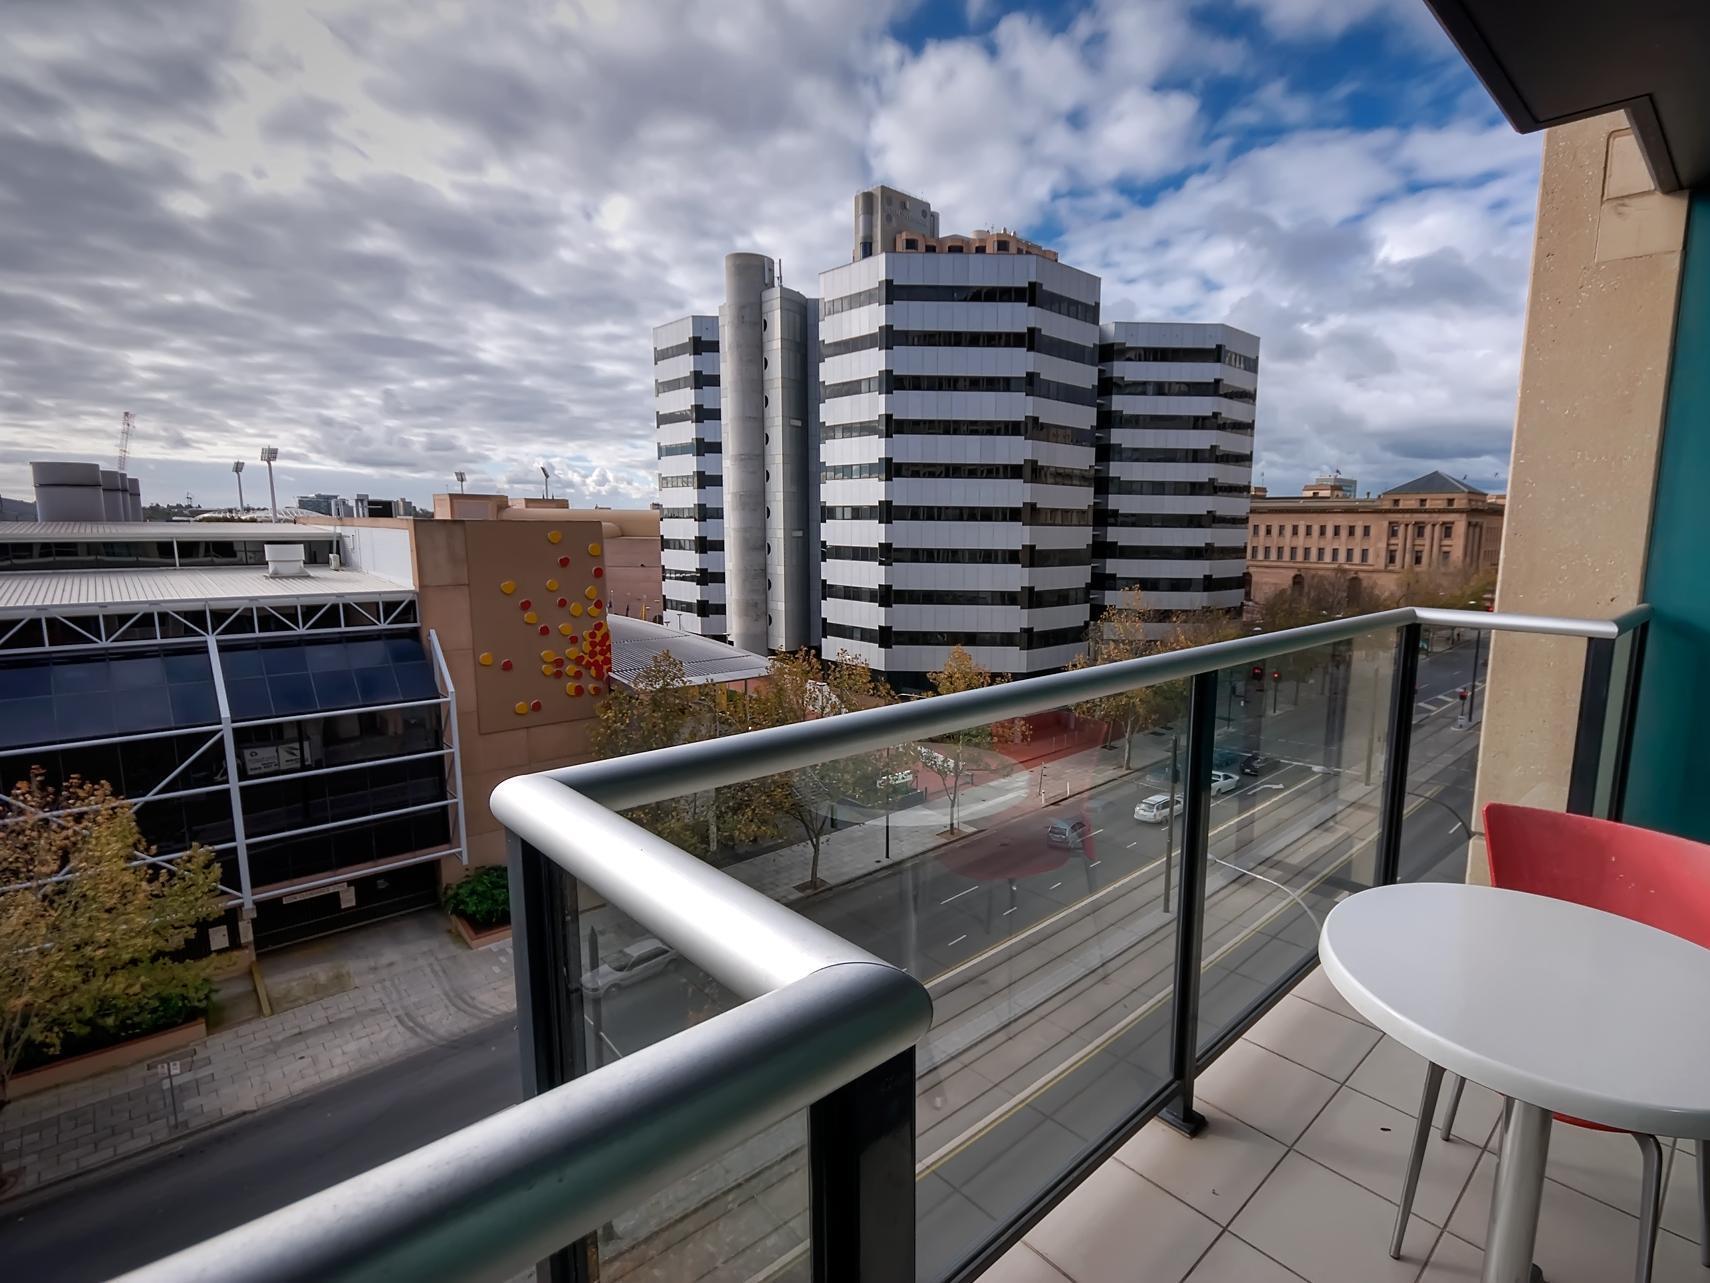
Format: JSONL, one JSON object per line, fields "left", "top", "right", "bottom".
{"left": 607, "top": 615, "right": 771, "bottom": 687}
{"left": 0, "top": 565, "right": 412, "bottom": 614}
{"left": 0, "top": 521, "right": 340, "bottom": 539}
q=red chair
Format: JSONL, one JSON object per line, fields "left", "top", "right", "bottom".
{"left": 1390, "top": 804, "right": 1710, "bottom": 1281}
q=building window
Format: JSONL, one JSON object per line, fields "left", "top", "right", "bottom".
{"left": 1331, "top": 547, "right": 1340, "bottom": 563}
{"left": 1392, "top": 499, "right": 1401, "bottom": 507}
{"left": 1387, "top": 550, "right": 1398, "bottom": 566}
{"left": 1265, "top": 524, "right": 1273, "bottom": 536}
{"left": 1413, "top": 522, "right": 1425, "bottom": 537}
{"left": 1251, "top": 523, "right": 1259, "bottom": 536}
{"left": 1441, "top": 549, "right": 1452, "bottom": 564}
{"left": 1262, "top": 546, "right": 1271, "bottom": 559}
{"left": 1249, "top": 544, "right": 1257, "bottom": 558}
{"left": 1291, "top": 524, "right": 1299, "bottom": 536}
{"left": 1360, "top": 549, "right": 1369, "bottom": 564}
{"left": 1388, "top": 522, "right": 1399, "bottom": 537}
{"left": 1318, "top": 524, "right": 1327, "bottom": 536}
{"left": 1441, "top": 522, "right": 1454, "bottom": 538}
{"left": 1316, "top": 548, "right": 1325, "bottom": 561}
{"left": 1413, "top": 549, "right": 1424, "bottom": 566}
{"left": 1290, "top": 547, "right": 1298, "bottom": 561}
{"left": 1418, "top": 499, "right": 1428, "bottom": 507}
{"left": 1362, "top": 524, "right": 1371, "bottom": 537}
{"left": 1332, "top": 524, "right": 1341, "bottom": 537}
{"left": 1445, "top": 498, "right": 1456, "bottom": 507}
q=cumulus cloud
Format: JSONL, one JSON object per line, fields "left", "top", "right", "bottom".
{"left": 0, "top": 0, "right": 1537, "bottom": 510}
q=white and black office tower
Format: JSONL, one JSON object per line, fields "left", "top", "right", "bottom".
{"left": 654, "top": 314, "right": 724, "bottom": 637}
{"left": 1094, "top": 322, "right": 1258, "bottom": 618}
{"left": 817, "top": 233, "right": 1101, "bottom": 690}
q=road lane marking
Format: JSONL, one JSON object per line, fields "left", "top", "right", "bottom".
{"left": 946, "top": 934, "right": 967, "bottom": 948}
{"left": 916, "top": 782, "right": 1464, "bottom": 1174}
{"left": 924, "top": 768, "right": 1321, "bottom": 990}
{"left": 1003, "top": 906, "right": 1018, "bottom": 916}
{"left": 1126, "top": 840, "right": 1138, "bottom": 848}
{"left": 939, "top": 886, "right": 979, "bottom": 905}
{"left": 1091, "top": 827, "right": 1105, "bottom": 836}
{"left": 1048, "top": 881, "right": 1062, "bottom": 890}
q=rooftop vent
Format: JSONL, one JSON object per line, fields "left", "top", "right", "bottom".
{"left": 264, "top": 544, "right": 308, "bottom": 578}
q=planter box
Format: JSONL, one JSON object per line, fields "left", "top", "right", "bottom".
{"left": 10, "top": 1019, "right": 206, "bottom": 1098}
{"left": 451, "top": 913, "right": 511, "bottom": 950}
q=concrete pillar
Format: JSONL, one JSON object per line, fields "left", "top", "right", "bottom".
{"left": 1470, "top": 113, "right": 1688, "bottom": 881}
{"left": 720, "top": 253, "right": 774, "bottom": 656}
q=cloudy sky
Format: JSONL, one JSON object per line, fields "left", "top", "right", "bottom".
{"left": 0, "top": 0, "right": 1539, "bottom": 513}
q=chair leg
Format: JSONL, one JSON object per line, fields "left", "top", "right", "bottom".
{"left": 1440, "top": 1072, "right": 1465, "bottom": 1142}
{"left": 1697, "top": 1139, "right": 1709, "bottom": 1268}
{"left": 1634, "top": 1133, "right": 1663, "bottom": 1283}
{"left": 1391, "top": 1061, "right": 1445, "bottom": 1259}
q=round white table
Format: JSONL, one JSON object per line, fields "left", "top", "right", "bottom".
{"left": 1320, "top": 883, "right": 1710, "bottom": 1283}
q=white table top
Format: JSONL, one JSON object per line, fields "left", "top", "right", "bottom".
{"left": 1320, "top": 883, "right": 1710, "bottom": 1137}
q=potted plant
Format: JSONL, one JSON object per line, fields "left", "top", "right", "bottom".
{"left": 442, "top": 866, "right": 511, "bottom": 947}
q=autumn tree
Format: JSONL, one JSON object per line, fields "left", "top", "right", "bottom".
{"left": 1070, "top": 593, "right": 1243, "bottom": 765}
{"left": 590, "top": 652, "right": 771, "bottom": 861}
{"left": 1, "top": 771, "right": 225, "bottom": 1117}
{"left": 735, "top": 650, "right": 893, "bottom": 892}
{"left": 921, "top": 646, "right": 1032, "bottom": 833}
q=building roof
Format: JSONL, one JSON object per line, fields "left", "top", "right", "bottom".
{"left": 0, "top": 565, "right": 412, "bottom": 615}
{"left": 1381, "top": 471, "right": 1483, "bottom": 496}
{"left": 606, "top": 616, "right": 772, "bottom": 688}
{"left": 0, "top": 521, "right": 339, "bottom": 540}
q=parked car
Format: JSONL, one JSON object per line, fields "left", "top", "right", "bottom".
{"left": 1046, "top": 818, "right": 1090, "bottom": 847}
{"left": 1211, "top": 770, "right": 1240, "bottom": 796}
{"left": 1133, "top": 794, "right": 1183, "bottom": 824}
{"left": 1212, "top": 748, "right": 1246, "bottom": 772}
{"left": 1241, "top": 753, "right": 1276, "bottom": 776}
{"left": 581, "top": 938, "right": 676, "bottom": 997}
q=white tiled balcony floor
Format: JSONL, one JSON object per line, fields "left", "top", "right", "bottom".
{"left": 982, "top": 968, "right": 1710, "bottom": 1283}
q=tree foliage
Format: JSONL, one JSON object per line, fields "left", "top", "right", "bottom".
{"left": 590, "top": 652, "right": 771, "bottom": 860}
{"left": 1068, "top": 593, "right": 1242, "bottom": 762}
{"left": 0, "top": 771, "right": 225, "bottom": 1111}
{"left": 735, "top": 650, "right": 893, "bottom": 890}
{"left": 920, "top": 646, "right": 1031, "bottom": 832}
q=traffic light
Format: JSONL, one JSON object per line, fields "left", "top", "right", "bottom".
{"left": 1271, "top": 670, "right": 1281, "bottom": 681}
{"left": 1250, "top": 665, "right": 1263, "bottom": 683}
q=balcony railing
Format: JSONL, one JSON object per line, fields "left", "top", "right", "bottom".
{"left": 116, "top": 603, "right": 1649, "bottom": 1283}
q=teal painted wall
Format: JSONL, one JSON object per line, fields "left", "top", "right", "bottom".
{"left": 1626, "top": 192, "right": 1710, "bottom": 841}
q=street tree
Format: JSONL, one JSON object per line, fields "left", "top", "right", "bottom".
{"left": 921, "top": 646, "right": 1031, "bottom": 833}
{"left": 735, "top": 650, "right": 893, "bottom": 892}
{"left": 1, "top": 770, "right": 225, "bottom": 1118}
{"left": 589, "top": 652, "right": 770, "bottom": 861}
{"left": 1067, "top": 590, "right": 1169, "bottom": 767}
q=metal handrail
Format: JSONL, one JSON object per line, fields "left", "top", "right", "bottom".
{"left": 545, "top": 604, "right": 1645, "bottom": 813}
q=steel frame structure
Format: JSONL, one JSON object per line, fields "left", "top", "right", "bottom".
{"left": 0, "top": 618, "right": 466, "bottom": 914}
{"left": 0, "top": 595, "right": 419, "bottom": 657}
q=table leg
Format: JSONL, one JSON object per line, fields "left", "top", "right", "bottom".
{"left": 1482, "top": 1101, "right": 1551, "bottom": 1283}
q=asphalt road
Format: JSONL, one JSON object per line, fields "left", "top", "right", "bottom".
{"left": 1, "top": 1018, "right": 521, "bottom": 1282}
{"left": 2, "top": 640, "right": 1485, "bottom": 1279}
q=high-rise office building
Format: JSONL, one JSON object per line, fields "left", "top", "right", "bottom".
{"left": 653, "top": 314, "right": 724, "bottom": 637}
{"left": 1094, "top": 323, "right": 1259, "bottom": 618}
{"left": 655, "top": 258, "right": 819, "bottom": 654}
{"left": 817, "top": 225, "right": 1102, "bottom": 690}
{"left": 654, "top": 192, "right": 1259, "bottom": 679}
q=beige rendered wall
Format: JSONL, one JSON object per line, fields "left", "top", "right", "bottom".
{"left": 414, "top": 518, "right": 608, "bottom": 871}
{"left": 1468, "top": 113, "right": 1688, "bottom": 881}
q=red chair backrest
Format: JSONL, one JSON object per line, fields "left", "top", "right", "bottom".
{"left": 1483, "top": 803, "right": 1710, "bottom": 950}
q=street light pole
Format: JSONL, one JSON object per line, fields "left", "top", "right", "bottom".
{"left": 259, "top": 446, "right": 279, "bottom": 521}
{"left": 232, "top": 461, "right": 245, "bottom": 513}
{"left": 454, "top": 470, "right": 467, "bottom": 494}
{"left": 1466, "top": 602, "right": 1482, "bottom": 725}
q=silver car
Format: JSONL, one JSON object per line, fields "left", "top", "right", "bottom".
{"left": 581, "top": 938, "right": 676, "bottom": 996}
{"left": 1133, "top": 794, "right": 1183, "bottom": 824}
